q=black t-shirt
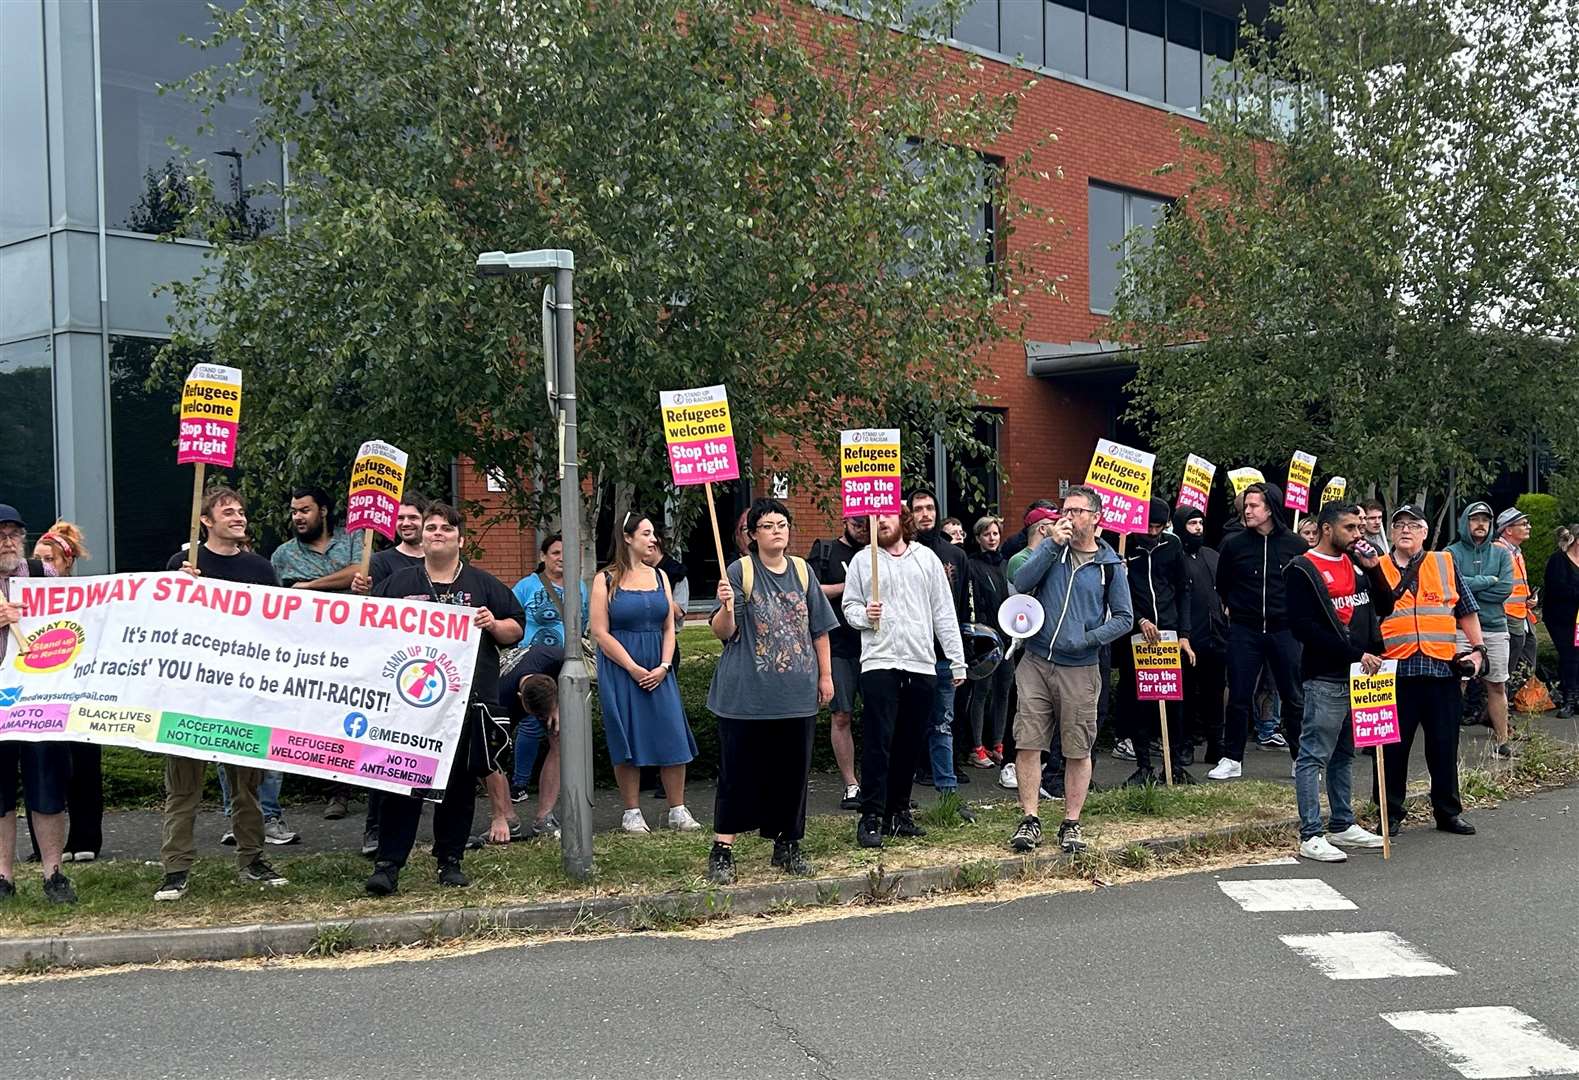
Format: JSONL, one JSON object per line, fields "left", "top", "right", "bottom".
{"left": 370, "top": 547, "right": 424, "bottom": 584}
{"left": 375, "top": 562, "right": 525, "bottom": 705}
{"left": 497, "top": 643, "right": 564, "bottom": 718}
{"left": 166, "top": 545, "right": 280, "bottom": 587}
{"left": 808, "top": 536, "right": 861, "bottom": 659}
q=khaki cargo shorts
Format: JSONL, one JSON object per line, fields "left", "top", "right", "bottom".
{"left": 1013, "top": 652, "right": 1101, "bottom": 759}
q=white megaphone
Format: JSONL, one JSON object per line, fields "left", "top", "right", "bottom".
{"left": 997, "top": 595, "right": 1045, "bottom": 661}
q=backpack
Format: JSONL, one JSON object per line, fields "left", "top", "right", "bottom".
{"left": 739, "top": 555, "right": 809, "bottom": 604}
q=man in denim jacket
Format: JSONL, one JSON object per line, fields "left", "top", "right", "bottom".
{"left": 1006, "top": 485, "right": 1134, "bottom": 854}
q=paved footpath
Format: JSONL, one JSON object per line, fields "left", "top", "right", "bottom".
{"left": 4, "top": 781, "right": 1575, "bottom": 1079}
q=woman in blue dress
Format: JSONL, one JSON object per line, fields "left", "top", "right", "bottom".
{"left": 590, "top": 512, "right": 700, "bottom": 833}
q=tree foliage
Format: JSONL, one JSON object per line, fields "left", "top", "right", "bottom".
{"left": 157, "top": 0, "right": 1054, "bottom": 545}
{"left": 1112, "top": 0, "right": 1579, "bottom": 515}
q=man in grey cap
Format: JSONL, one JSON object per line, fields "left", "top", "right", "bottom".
{"left": 1446, "top": 501, "right": 1514, "bottom": 757}
{"left": 1495, "top": 508, "right": 1537, "bottom": 696}
{"left": 0, "top": 504, "right": 78, "bottom": 904}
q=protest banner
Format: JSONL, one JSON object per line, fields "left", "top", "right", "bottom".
{"left": 176, "top": 363, "right": 244, "bottom": 573}
{"left": 1177, "top": 454, "right": 1216, "bottom": 513}
{"left": 1286, "top": 450, "right": 1318, "bottom": 522}
{"left": 1085, "top": 439, "right": 1155, "bottom": 538}
{"left": 1320, "top": 476, "right": 1348, "bottom": 508}
{"left": 1, "top": 573, "right": 481, "bottom": 794}
{"left": 841, "top": 429, "right": 902, "bottom": 621}
{"left": 1351, "top": 659, "right": 1401, "bottom": 858}
{"left": 660, "top": 384, "right": 740, "bottom": 608}
{"left": 1227, "top": 467, "right": 1264, "bottom": 497}
{"left": 347, "top": 440, "right": 409, "bottom": 578}
{"left": 1132, "top": 631, "right": 1184, "bottom": 785}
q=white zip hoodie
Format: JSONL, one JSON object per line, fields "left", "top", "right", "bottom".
{"left": 842, "top": 541, "right": 966, "bottom": 678}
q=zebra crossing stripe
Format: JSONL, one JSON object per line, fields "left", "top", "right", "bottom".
{"left": 1382, "top": 1006, "right": 1579, "bottom": 1078}
{"left": 1279, "top": 931, "right": 1456, "bottom": 980}
{"left": 1216, "top": 878, "right": 1357, "bottom": 912}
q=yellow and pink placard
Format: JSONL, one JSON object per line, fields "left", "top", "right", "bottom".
{"left": 1177, "top": 454, "right": 1215, "bottom": 513}
{"left": 1228, "top": 467, "right": 1264, "bottom": 497}
{"left": 1350, "top": 661, "right": 1400, "bottom": 747}
{"left": 1085, "top": 439, "right": 1155, "bottom": 534}
{"left": 660, "top": 385, "right": 738, "bottom": 486}
{"left": 841, "top": 429, "right": 902, "bottom": 517}
{"left": 176, "top": 364, "right": 243, "bottom": 467}
{"left": 346, "top": 440, "right": 409, "bottom": 541}
{"left": 1285, "top": 451, "right": 1317, "bottom": 513}
{"left": 1132, "top": 633, "right": 1184, "bottom": 701}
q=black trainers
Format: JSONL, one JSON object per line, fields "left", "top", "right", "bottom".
{"left": 1010, "top": 815, "right": 1042, "bottom": 853}
{"left": 1123, "top": 767, "right": 1159, "bottom": 788}
{"left": 0, "top": 876, "right": 15, "bottom": 900}
{"left": 1057, "top": 819, "right": 1086, "bottom": 854}
{"left": 1172, "top": 767, "right": 1198, "bottom": 785}
{"left": 42, "top": 870, "right": 77, "bottom": 905}
{"left": 886, "top": 811, "right": 927, "bottom": 839}
{"left": 437, "top": 860, "right": 470, "bottom": 887}
{"left": 771, "top": 840, "right": 813, "bottom": 877}
{"left": 153, "top": 871, "right": 189, "bottom": 902}
{"left": 839, "top": 784, "right": 861, "bottom": 811}
{"left": 707, "top": 843, "right": 736, "bottom": 885}
{"left": 510, "top": 784, "right": 530, "bottom": 803}
{"left": 360, "top": 829, "right": 379, "bottom": 857}
{"left": 239, "top": 858, "right": 289, "bottom": 887}
{"left": 856, "top": 813, "right": 884, "bottom": 849}
{"left": 365, "top": 861, "right": 400, "bottom": 896}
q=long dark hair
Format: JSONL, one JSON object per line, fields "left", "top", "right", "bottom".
{"left": 601, "top": 511, "right": 655, "bottom": 599}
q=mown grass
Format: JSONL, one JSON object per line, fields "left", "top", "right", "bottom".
{"left": 0, "top": 779, "right": 1297, "bottom": 936}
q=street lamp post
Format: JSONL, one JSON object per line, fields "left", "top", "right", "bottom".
{"left": 475, "top": 248, "right": 593, "bottom": 881}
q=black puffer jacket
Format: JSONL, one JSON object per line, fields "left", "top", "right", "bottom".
{"left": 1124, "top": 530, "right": 1193, "bottom": 634}
{"left": 1215, "top": 482, "right": 1309, "bottom": 632}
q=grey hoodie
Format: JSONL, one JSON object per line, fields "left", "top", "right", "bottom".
{"left": 1446, "top": 501, "right": 1513, "bottom": 633}
{"left": 843, "top": 541, "right": 966, "bottom": 679}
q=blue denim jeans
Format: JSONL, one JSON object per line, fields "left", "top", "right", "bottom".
{"left": 512, "top": 713, "right": 548, "bottom": 788}
{"left": 1294, "top": 678, "right": 1356, "bottom": 841}
{"left": 928, "top": 659, "right": 958, "bottom": 792}
{"left": 220, "top": 767, "right": 283, "bottom": 821}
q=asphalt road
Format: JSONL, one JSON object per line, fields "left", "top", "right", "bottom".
{"left": 4, "top": 787, "right": 1575, "bottom": 1079}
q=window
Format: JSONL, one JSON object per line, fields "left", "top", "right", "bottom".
{"left": 897, "top": 140, "right": 1000, "bottom": 283}
{"left": 1202, "top": 11, "right": 1237, "bottom": 109}
{"left": 1165, "top": 0, "right": 1202, "bottom": 110}
{"left": 1088, "top": 183, "right": 1169, "bottom": 312}
{"left": 1045, "top": 0, "right": 1086, "bottom": 77}
{"left": 921, "top": 410, "right": 1003, "bottom": 535}
{"left": 1086, "top": 0, "right": 1127, "bottom": 89}
{"left": 953, "top": 0, "right": 999, "bottom": 51}
{"left": 0, "top": 338, "right": 55, "bottom": 533}
{"left": 1127, "top": 0, "right": 1165, "bottom": 102}
{"left": 99, "top": 0, "right": 282, "bottom": 239}
{"left": 1001, "top": 0, "right": 1044, "bottom": 65}
{"left": 1, "top": 0, "right": 49, "bottom": 244}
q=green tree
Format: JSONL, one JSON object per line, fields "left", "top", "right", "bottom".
{"left": 1111, "top": 0, "right": 1579, "bottom": 528}
{"left": 157, "top": 0, "right": 1054, "bottom": 552}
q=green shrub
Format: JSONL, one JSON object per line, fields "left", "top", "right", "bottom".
{"left": 1517, "top": 493, "right": 1560, "bottom": 590}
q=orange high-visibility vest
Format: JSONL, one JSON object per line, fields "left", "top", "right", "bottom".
{"left": 1379, "top": 552, "right": 1460, "bottom": 661}
{"left": 1498, "top": 538, "right": 1531, "bottom": 621}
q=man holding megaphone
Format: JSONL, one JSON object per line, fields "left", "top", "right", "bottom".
{"left": 1007, "top": 486, "right": 1134, "bottom": 854}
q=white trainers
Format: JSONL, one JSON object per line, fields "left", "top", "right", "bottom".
{"left": 1111, "top": 738, "right": 1136, "bottom": 760}
{"left": 998, "top": 763, "right": 1018, "bottom": 790}
{"left": 621, "top": 808, "right": 651, "bottom": 834}
{"left": 1328, "top": 824, "right": 1385, "bottom": 849}
{"left": 264, "top": 818, "right": 300, "bottom": 845}
{"left": 666, "top": 805, "right": 703, "bottom": 832}
{"left": 1206, "top": 758, "right": 1242, "bottom": 780}
{"left": 1299, "top": 835, "right": 1348, "bottom": 862}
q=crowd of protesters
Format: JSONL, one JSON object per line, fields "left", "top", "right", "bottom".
{"left": 3, "top": 473, "right": 1577, "bottom": 904}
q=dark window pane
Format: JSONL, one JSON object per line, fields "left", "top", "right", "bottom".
{"left": 0, "top": 338, "right": 55, "bottom": 533}
{"left": 1, "top": 1, "right": 49, "bottom": 243}
{"left": 1166, "top": 2, "right": 1202, "bottom": 111}
{"left": 1202, "top": 11, "right": 1236, "bottom": 60}
{"left": 1088, "top": 0, "right": 1127, "bottom": 88}
{"left": 1128, "top": 0, "right": 1164, "bottom": 99}
{"left": 1001, "top": 0, "right": 1044, "bottom": 64}
{"left": 945, "top": 410, "right": 1004, "bottom": 528}
{"left": 1167, "top": 0, "right": 1201, "bottom": 46}
{"left": 1046, "top": 0, "right": 1086, "bottom": 76}
{"left": 954, "top": 0, "right": 999, "bottom": 50}
{"left": 99, "top": 0, "right": 282, "bottom": 239}
{"left": 1088, "top": 185, "right": 1125, "bottom": 312}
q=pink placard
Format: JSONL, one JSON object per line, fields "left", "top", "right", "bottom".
{"left": 358, "top": 745, "right": 441, "bottom": 788}
{"left": 0, "top": 702, "right": 69, "bottom": 736}
{"left": 1352, "top": 703, "right": 1400, "bottom": 747}
{"left": 1136, "top": 665, "right": 1183, "bottom": 701}
{"left": 660, "top": 385, "right": 739, "bottom": 486}
{"left": 666, "top": 436, "right": 740, "bottom": 485}
{"left": 176, "top": 365, "right": 242, "bottom": 467}
{"left": 267, "top": 727, "right": 367, "bottom": 777}
{"left": 1090, "top": 482, "right": 1150, "bottom": 533}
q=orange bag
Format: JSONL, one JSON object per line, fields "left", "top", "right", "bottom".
{"left": 1513, "top": 673, "right": 1555, "bottom": 714}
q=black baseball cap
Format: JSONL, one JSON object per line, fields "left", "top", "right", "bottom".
{"left": 1390, "top": 503, "right": 1427, "bottom": 523}
{"left": 0, "top": 504, "right": 25, "bottom": 530}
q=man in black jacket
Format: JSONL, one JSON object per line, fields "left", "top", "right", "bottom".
{"left": 1210, "top": 482, "right": 1309, "bottom": 779}
{"left": 1284, "top": 503, "right": 1391, "bottom": 861}
{"left": 1174, "top": 505, "right": 1227, "bottom": 764}
{"left": 1116, "top": 499, "right": 1195, "bottom": 784}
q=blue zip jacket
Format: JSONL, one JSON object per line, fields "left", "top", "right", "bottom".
{"left": 1011, "top": 537, "right": 1134, "bottom": 666}
{"left": 1446, "top": 501, "right": 1513, "bottom": 633}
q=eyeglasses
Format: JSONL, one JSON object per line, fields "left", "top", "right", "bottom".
{"left": 1394, "top": 521, "right": 1428, "bottom": 533}
{"left": 0, "top": 529, "right": 24, "bottom": 544}
{"left": 1061, "top": 506, "right": 1098, "bottom": 517}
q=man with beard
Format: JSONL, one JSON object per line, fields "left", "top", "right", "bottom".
{"left": 842, "top": 510, "right": 966, "bottom": 848}
{"left": 272, "top": 484, "right": 364, "bottom": 820}
{"left": 907, "top": 488, "right": 972, "bottom": 810}
{"left": 807, "top": 515, "right": 871, "bottom": 809}
{"left": 1115, "top": 498, "right": 1195, "bottom": 785}
{"left": 369, "top": 492, "right": 428, "bottom": 584}
{"left": 1446, "top": 501, "right": 1514, "bottom": 757}
{"left": 0, "top": 504, "right": 77, "bottom": 904}
{"left": 1173, "top": 505, "right": 1228, "bottom": 764}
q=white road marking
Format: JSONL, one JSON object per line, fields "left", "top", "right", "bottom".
{"left": 1382, "top": 1006, "right": 1579, "bottom": 1078}
{"left": 1250, "top": 856, "right": 1300, "bottom": 866}
{"left": 1216, "top": 878, "right": 1357, "bottom": 911}
{"left": 1279, "top": 931, "right": 1456, "bottom": 980}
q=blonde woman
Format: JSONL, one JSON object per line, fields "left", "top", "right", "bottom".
{"left": 32, "top": 521, "right": 88, "bottom": 577}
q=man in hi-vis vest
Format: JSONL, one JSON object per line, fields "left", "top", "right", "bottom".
{"left": 1377, "top": 504, "right": 1486, "bottom": 837}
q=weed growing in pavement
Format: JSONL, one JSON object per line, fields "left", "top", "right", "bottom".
{"left": 305, "top": 923, "right": 360, "bottom": 958}
{"left": 857, "top": 865, "right": 903, "bottom": 905}
{"left": 815, "top": 882, "right": 842, "bottom": 906}
{"left": 1116, "top": 843, "right": 1157, "bottom": 870}
{"left": 952, "top": 859, "right": 1000, "bottom": 892}
{"left": 10, "top": 953, "right": 58, "bottom": 976}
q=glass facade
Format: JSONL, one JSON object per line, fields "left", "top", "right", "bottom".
{"left": 1088, "top": 183, "right": 1170, "bottom": 312}
{"left": 1, "top": 1, "right": 49, "bottom": 245}
{"left": 0, "top": 338, "right": 57, "bottom": 531}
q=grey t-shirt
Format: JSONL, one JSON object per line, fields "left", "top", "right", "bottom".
{"left": 706, "top": 556, "right": 838, "bottom": 720}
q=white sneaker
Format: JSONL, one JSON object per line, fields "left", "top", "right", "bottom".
{"left": 1206, "top": 758, "right": 1242, "bottom": 780}
{"left": 1328, "top": 824, "right": 1385, "bottom": 850}
{"left": 998, "top": 763, "right": 1018, "bottom": 789}
{"left": 1299, "top": 835, "right": 1348, "bottom": 862}
{"left": 666, "top": 805, "right": 703, "bottom": 832}
{"left": 621, "top": 808, "right": 651, "bottom": 833}
{"left": 264, "top": 818, "right": 300, "bottom": 845}
{"left": 1111, "top": 738, "right": 1136, "bottom": 760}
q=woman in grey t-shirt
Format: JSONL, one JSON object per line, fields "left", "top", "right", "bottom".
{"left": 704, "top": 498, "right": 837, "bottom": 885}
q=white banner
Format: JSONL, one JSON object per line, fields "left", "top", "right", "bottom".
{"left": 2, "top": 573, "right": 481, "bottom": 794}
